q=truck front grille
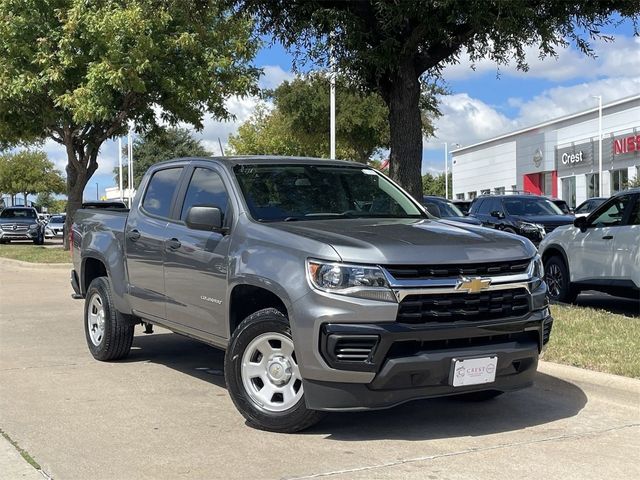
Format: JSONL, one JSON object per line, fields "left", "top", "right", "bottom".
{"left": 384, "top": 259, "right": 530, "bottom": 279}
{"left": 396, "top": 288, "right": 530, "bottom": 324}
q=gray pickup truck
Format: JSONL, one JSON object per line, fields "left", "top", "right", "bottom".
{"left": 71, "top": 156, "right": 552, "bottom": 432}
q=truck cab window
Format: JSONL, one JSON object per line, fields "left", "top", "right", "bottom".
{"left": 142, "top": 167, "right": 183, "bottom": 218}
{"left": 180, "top": 168, "right": 229, "bottom": 222}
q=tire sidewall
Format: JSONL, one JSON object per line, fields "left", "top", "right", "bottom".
{"left": 224, "top": 309, "right": 320, "bottom": 432}
{"left": 84, "top": 277, "right": 117, "bottom": 360}
{"left": 544, "top": 256, "right": 574, "bottom": 303}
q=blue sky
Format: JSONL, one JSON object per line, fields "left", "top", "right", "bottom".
{"left": 31, "top": 20, "right": 640, "bottom": 201}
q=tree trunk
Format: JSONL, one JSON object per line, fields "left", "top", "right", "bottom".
{"left": 63, "top": 159, "right": 87, "bottom": 250}
{"left": 383, "top": 62, "right": 423, "bottom": 200}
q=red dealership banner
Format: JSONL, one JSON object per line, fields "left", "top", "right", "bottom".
{"left": 613, "top": 134, "right": 640, "bottom": 155}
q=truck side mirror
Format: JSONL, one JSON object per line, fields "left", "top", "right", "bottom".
{"left": 573, "top": 216, "right": 587, "bottom": 232}
{"left": 185, "top": 206, "right": 223, "bottom": 232}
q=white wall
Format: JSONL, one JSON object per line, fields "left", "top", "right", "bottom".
{"left": 452, "top": 141, "right": 516, "bottom": 199}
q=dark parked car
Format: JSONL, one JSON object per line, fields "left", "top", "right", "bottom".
{"left": 452, "top": 199, "right": 472, "bottom": 215}
{"left": 548, "top": 198, "right": 572, "bottom": 215}
{"left": 469, "top": 194, "right": 574, "bottom": 244}
{"left": 422, "top": 196, "right": 482, "bottom": 225}
{"left": 574, "top": 197, "right": 608, "bottom": 218}
{"left": 0, "top": 207, "right": 45, "bottom": 244}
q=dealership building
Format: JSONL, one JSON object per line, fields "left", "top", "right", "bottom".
{"left": 451, "top": 94, "right": 640, "bottom": 208}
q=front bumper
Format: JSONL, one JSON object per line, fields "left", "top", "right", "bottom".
{"left": 0, "top": 230, "right": 38, "bottom": 240}
{"left": 303, "top": 311, "right": 552, "bottom": 411}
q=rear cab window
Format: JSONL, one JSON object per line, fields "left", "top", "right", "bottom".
{"left": 141, "top": 167, "right": 183, "bottom": 219}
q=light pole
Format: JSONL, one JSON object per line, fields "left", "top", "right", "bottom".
{"left": 329, "top": 37, "right": 336, "bottom": 160}
{"left": 592, "top": 95, "right": 603, "bottom": 196}
{"left": 127, "top": 127, "right": 134, "bottom": 205}
{"left": 95, "top": 182, "right": 99, "bottom": 201}
{"left": 118, "top": 138, "right": 123, "bottom": 201}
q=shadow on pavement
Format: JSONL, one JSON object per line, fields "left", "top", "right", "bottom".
{"left": 128, "top": 331, "right": 587, "bottom": 441}
{"left": 574, "top": 291, "right": 639, "bottom": 318}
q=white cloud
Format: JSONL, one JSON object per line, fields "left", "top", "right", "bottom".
{"left": 259, "top": 65, "right": 295, "bottom": 89}
{"left": 443, "top": 35, "right": 640, "bottom": 82}
{"left": 425, "top": 77, "right": 640, "bottom": 172}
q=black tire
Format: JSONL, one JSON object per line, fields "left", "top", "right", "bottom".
{"left": 224, "top": 308, "right": 324, "bottom": 433}
{"left": 33, "top": 233, "right": 44, "bottom": 245}
{"left": 455, "top": 390, "right": 504, "bottom": 401}
{"left": 544, "top": 255, "right": 578, "bottom": 303}
{"left": 84, "top": 276, "right": 134, "bottom": 361}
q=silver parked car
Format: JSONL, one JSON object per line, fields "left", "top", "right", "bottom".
{"left": 45, "top": 214, "right": 66, "bottom": 238}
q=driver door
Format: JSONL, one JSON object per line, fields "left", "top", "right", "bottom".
{"left": 568, "top": 194, "right": 634, "bottom": 282}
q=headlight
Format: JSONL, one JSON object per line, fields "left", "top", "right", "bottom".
{"left": 29, "top": 224, "right": 38, "bottom": 231}
{"left": 519, "top": 222, "right": 544, "bottom": 234}
{"left": 306, "top": 260, "right": 396, "bottom": 302}
{"left": 530, "top": 254, "right": 544, "bottom": 291}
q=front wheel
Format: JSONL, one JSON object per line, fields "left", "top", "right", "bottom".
{"left": 544, "top": 256, "right": 578, "bottom": 303}
{"left": 224, "top": 308, "right": 324, "bottom": 433}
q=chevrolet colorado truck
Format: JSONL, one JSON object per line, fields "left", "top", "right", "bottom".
{"left": 71, "top": 156, "right": 552, "bottom": 432}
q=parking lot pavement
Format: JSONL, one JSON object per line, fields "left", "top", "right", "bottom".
{"left": 1, "top": 260, "right": 639, "bottom": 480}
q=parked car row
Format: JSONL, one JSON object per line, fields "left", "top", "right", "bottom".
{"left": 423, "top": 190, "right": 639, "bottom": 305}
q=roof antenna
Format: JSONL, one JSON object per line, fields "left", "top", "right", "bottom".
{"left": 218, "top": 137, "right": 225, "bottom": 156}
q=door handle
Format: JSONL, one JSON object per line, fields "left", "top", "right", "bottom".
{"left": 602, "top": 235, "right": 614, "bottom": 240}
{"left": 127, "top": 229, "right": 141, "bottom": 242}
{"left": 166, "top": 238, "right": 181, "bottom": 250}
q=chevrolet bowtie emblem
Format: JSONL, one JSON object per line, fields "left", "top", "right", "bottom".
{"left": 455, "top": 276, "right": 492, "bottom": 294}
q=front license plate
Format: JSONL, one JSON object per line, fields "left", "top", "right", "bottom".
{"left": 451, "top": 356, "right": 498, "bottom": 387}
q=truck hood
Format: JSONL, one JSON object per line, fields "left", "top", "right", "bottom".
{"left": 266, "top": 218, "right": 536, "bottom": 264}
{"left": 0, "top": 217, "right": 38, "bottom": 225}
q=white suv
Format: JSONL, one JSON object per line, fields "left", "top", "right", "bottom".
{"left": 539, "top": 188, "right": 640, "bottom": 303}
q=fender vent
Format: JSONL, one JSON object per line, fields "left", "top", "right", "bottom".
{"left": 334, "top": 337, "right": 378, "bottom": 361}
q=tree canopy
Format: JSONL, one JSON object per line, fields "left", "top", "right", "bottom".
{"left": 0, "top": 150, "right": 66, "bottom": 204}
{"left": 0, "top": 0, "right": 260, "bottom": 247}
{"left": 229, "top": 72, "right": 441, "bottom": 163}
{"left": 237, "top": 0, "right": 640, "bottom": 199}
{"left": 114, "top": 127, "right": 212, "bottom": 189}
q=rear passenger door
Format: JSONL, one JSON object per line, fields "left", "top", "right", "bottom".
{"left": 163, "top": 165, "right": 233, "bottom": 340}
{"left": 125, "top": 166, "right": 184, "bottom": 320}
{"left": 611, "top": 194, "right": 640, "bottom": 282}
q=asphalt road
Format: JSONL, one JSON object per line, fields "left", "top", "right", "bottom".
{"left": 1, "top": 259, "right": 639, "bottom": 480}
{"left": 574, "top": 291, "right": 639, "bottom": 317}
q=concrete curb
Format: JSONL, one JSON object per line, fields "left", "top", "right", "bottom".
{"left": 539, "top": 360, "right": 640, "bottom": 394}
{"left": 0, "top": 434, "right": 46, "bottom": 480}
{"left": 0, "top": 257, "right": 71, "bottom": 270}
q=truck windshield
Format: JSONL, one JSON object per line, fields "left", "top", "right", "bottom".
{"left": 233, "top": 164, "right": 425, "bottom": 222}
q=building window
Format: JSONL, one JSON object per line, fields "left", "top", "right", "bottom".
{"left": 456, "top": 193, "right": 465, "bottom": 200}
{"left": 468, "top": 191, "right": 477, "bottom": 200}
{"left": 561, "top": 177, "right": 576, "bottom": 208}
{"left": 586, "top": 173, "right": 599, "bottom": 198}
{"left": 611, "top": 169, "right": 628, "bottom": 193}
{"left": 494, "top": 186, "right": 505, "bottom": 195}
{"left": 543, "top": 172, "right": 553, "bottom": 196}
{"left": 480, "top": 189, "right": 491, "bottom": 195}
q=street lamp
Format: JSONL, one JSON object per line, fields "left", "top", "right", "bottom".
{"left": 95, "top": 182, "right": 99, "bottom": 201}
{"left": 591, "top": 95, "right": 603, "bottom": 196}
{"left": 329, "top": 34, "right": 336, "bottom": 160}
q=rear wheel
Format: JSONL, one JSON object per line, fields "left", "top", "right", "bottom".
{"left": 84, "top": 277, "right": 134, "bottom": 361}
{"left": 544, "top": 256, "right": 578, "bottom": 303}
{"left": 224, "top": 308, "right": 324, "bottom": 433}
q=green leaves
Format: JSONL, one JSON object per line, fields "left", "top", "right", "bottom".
{"left": 0, "top": 150, "right": 66, "bottom": 198}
